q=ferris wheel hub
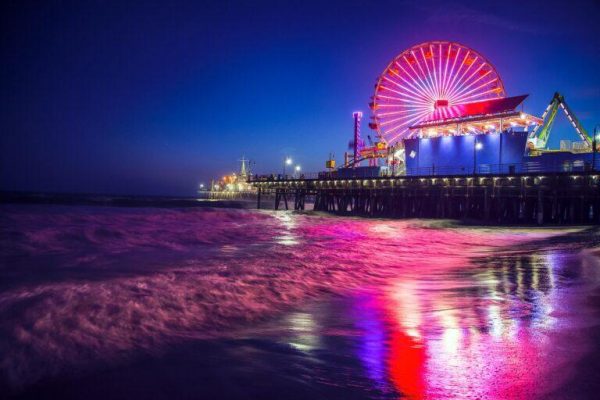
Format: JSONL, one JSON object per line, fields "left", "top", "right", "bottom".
{"left": 434, "top": 99, "right": 449, "bottom": 109}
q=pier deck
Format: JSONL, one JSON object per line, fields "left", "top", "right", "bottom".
{"left": 250, "top": 171, "right": 600, "bottom": 225}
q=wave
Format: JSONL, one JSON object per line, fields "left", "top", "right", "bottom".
{"left": 0, "top": 204, "right": 590, "bottom": 389}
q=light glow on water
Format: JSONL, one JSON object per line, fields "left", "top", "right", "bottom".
{"left": 0, "top": 205, "right": 599, "bottom": 398}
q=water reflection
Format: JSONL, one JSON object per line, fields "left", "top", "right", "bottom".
{"left": 353, "top": 250, "right": 585, "bottom": 399}
{"left": 2, "top": 205, "right": 598, "bottom": 398}
{"left": 286, "top": 311, "right": 321, "bottom": 352}
{"left": 273, "top": 212, "right": 299, "bottom": 246}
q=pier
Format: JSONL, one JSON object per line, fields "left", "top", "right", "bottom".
{"left": 251, "top": 170, "right": 600, "bottom": 225}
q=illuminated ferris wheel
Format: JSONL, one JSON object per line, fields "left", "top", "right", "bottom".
{"left": 370, "top": 41, "right": 506, "bottom": 146}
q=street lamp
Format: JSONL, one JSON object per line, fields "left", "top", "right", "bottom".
{"left": 295, "top": 165, "right": 301, "bottom": 178}
{"left": 199, "top": 183, "right": 205, "bottom": 190}
{"left": 283, "top": 157, "right": 293, "bottom": 177}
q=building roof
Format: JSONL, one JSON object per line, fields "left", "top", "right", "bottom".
{"left": 411, "top": 94, "right": 529, "bottom": 129}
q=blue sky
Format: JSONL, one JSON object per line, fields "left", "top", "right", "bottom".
{"left": 2, "top": 0, "right": 599, "bottom": 195}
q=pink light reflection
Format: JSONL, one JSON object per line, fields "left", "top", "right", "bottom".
{"left": 353, "top": 249, "right": 588, "bottom": 399}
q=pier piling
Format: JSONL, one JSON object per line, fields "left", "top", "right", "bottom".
{"left": 250, "top": 172, "right": 600, "bottom": 225}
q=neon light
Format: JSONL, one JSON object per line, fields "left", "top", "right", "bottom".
{"left": 382, "top": 76, "right": 431, "bottom": 102}
{"left": 410, "top": 50, "right": 437, "bottom": 99}
{"left": 373, "top": 41, "right": 505, "bottom": 142}
{"left": 393, "top": 61, "right": 436, "bottom": 102}
{"left": 448, "top": 70, "right": 493, "bottom": 103}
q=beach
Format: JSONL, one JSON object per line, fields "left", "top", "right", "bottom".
{"left": 1, "top": 203, "right": 599, "bottom": 399}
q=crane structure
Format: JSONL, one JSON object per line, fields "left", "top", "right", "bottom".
{"left": 527, "top": 92, "right": 592, "bottom": 152}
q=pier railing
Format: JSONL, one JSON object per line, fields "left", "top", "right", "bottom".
{"left": 248, "top": 166, "right": 600, "bottom": 225}
{"left": 249, "top": 160, "right": 598, "bottom": 182}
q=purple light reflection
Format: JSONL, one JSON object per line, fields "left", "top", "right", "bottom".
{"left": 0, "top": 206, "right": 597, "bottom": 398}
{"left": 351, "top": 249, "right": 594, "bottom": 399}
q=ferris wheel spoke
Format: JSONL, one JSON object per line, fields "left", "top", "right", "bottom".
{"left": 375, "top": 94, "right": 429, "bottom": 107}
{"left": 447, "top": 71, "right": 493, "bottom": 103}
{"left": 375, "top": 93, "right": 405, "bottom": 102}
{"left": 379, "top": 107, "right": 433, "bottom": 128}
{"left": 391, "top": 62, "right": 436, "bottom": 103}
{"left": 377, "top": 105, "right": 432, "bottom": 117}
{"left": 428, "top": 44, "right": 441, "bottom": 98}
{"left": 383, "top": 108, "right": 432, "bottom": 134}
{"left": 380, "top": 81, "right": 431, "bottom": 103}
{"left": 438, "top": 43, "right": 445, "bottom": 98}
{"left": 410, "top": 50, "right": 438, "bottom": 100}
{"left": 377, "top": 109, "right": 431, "bottom": 118}
{"left": 440, "top": 43, "right": 452, "bottom": 99}
{"left": 448, "top": 62, "right": 478, "bottom": 101}
{"left": 449, "top": 62, "right": 487, "bottom": 100}
{"left": 418, "top": 48, "right": 439, "bottom": 100}
{"left": 454, "top": 79, "right": 495, "bottom": 103}
{"left": 385, "top": 110, "right": 433, "bottom": 144}
{"left": 380, "top": 85, "right": 418, "bottom": 100}
{"left": 429, "top": 44, "right": 442, "bottom": 98}
{"left": 391, "top": 92, "right": 431, "bottom": 107}
{"left": 399, "top": 56, "right": 437, "bottom": 100}
{"left": 451, "top": 85, "right": 500, "bottom": 105}
{"left": 376, "top": 103, "right": 429, "bottom": 109}
{"left": 383, "top": 75, "right": 432, "bottom": 103}
{"left": 396, "top": 59, "right": 436, "bottom": 100}
{"left": 379, "top": 109, "right": 432, "bottom": 127}
{"left": 377, "top": 102, "right": 431, "bottom": 113}
{"left": 443, "top": 47, "right": 462, "bottom": 99}
{"left": 445, "top": 52, "right": 475, "bottom": 102}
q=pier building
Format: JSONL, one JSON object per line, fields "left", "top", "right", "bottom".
{"left": 249, "top": 41, "right": 599, "bottom": 224}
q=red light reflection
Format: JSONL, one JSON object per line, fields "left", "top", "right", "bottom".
{"left": 355, "top": 251, "right": 582, "bottom": 399}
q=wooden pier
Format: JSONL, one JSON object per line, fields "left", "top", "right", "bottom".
{"left": 251, "top": 172, "right": 600, "bottom": 225}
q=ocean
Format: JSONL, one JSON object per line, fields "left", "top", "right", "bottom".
{"left": 1, "top": 198, "right": 599, "bottom": 399}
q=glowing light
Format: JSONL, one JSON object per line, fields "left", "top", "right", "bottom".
{"left": 373, "top": 42, "right": 505, "bottom": 143}
{"left": 409, "top": 150, "right": 417, "bottom": 158}
{"left": 285, "top": 158, "right": 293, "bottom": 165}
{"left": 475, "top": 142, "right": 483, "bottom": 150}
{"left": 295, "top": 165, "right": 301, "bottom": 172}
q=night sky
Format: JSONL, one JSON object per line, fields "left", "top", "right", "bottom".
{"left": 2, "top": 0, "right": 599, "bottom": 196}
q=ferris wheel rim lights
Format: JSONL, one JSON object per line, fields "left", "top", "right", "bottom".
{"left": 371, "top": 41, "right": 506, "bottom": 146}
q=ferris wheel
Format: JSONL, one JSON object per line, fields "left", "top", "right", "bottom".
{"left": 370, "top": 41, "right": 506, "bottom": 146}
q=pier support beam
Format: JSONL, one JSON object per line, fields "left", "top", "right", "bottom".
{"left": 253, "top": 172, "right": 600, "bottom": 225}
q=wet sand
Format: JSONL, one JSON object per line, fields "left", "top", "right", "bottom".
{"left": 1, "top": 205, "right": 600, "bottom": 399}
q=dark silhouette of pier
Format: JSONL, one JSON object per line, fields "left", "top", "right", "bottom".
{"left": 251, "top": 171, "right": 600, "bottom": 225}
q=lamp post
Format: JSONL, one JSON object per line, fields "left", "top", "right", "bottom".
{"left": 295, "top": 165, "right": 301, "bottom": 178}
{"left": 283, "top": 157, "right": 292, "bottom": 177}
